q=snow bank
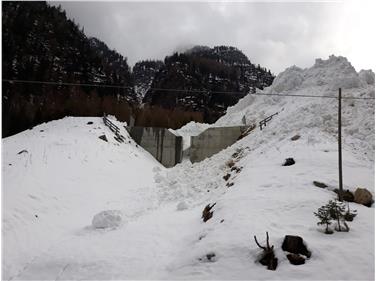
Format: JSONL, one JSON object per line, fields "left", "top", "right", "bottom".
{"left": 359, "top": 69, "right": 375, "bottom": 85}
{"left": 92, "top": 210, "right": 123, "bottom": 229}
{"left": 170, "top": 121, "right": 211, "bottom": 150}
{"left": 216, "top": 55, "right": 375, "bottom": 160}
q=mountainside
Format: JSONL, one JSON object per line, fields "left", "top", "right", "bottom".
{"left": 140, "top": 46, "right": 274, "bottom": 126}
{"left": 2, "top": 56, "right": 374, "bottom": 280}
{"left": 2, "top": 1, "right": 136, "bottom": 137}
{"left": 133, "top": 60, "right": 164, "bottom": 102}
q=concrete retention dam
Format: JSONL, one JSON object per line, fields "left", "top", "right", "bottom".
{"left": 126, "top": 126, "right": 183, "bottom": 168}
{"left": 190, "top": 126, "right": 250, "bottom": 163}
{"left": 126, "top": 125, "right": 252, "bottom": 167}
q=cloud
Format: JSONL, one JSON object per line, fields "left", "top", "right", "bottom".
{"left": 52, "top": 1, "right": 375, "bottom": 74}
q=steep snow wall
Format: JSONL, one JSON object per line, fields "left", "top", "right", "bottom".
{"left": 216, "top": 55, "right": 375, "bottom": 161}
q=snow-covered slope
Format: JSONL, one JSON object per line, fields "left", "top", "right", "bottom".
{"left": 2, "top": 117, "right": 162, "bottom": 279}
{"left": 2, "top": 55, "right": 374, "bottom": 280}
{"left": 216, "top": 55, "right": 375, "bottom": 161}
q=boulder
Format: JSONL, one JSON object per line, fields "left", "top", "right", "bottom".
{"left": 87, "top": 121, "right": 93, "bottom": 125}
{"left": 282, "top": 235, "right": 311, "bottom": 258}
{"left": 291, "top": 135, "right": 301, "bottom": 141}
{"left": 286, "top": 253, "right": 305, "bottom": 265}
{"left": 354, "top": 188, "right": 373, "bottom": 207}
{"left": 313, "top": 181, "right": 328, "bottom": 188}
{"left": 92, "top": 210, "right": 123, "bottom": 229}
{"left": 98, "top": 134, "right": 108, "bottom": 142}
{"left": 283, "top": 158, "right": 295, "bottom": 166}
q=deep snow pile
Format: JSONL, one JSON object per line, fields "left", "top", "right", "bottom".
{"left": 169, "top": 121, "right": 211, "bottom": 150}
{"left": 2, "top": 55, "right": 374, "bottom": 280}
{"left": 216, "top": 55, "right": 375, "bottom": 161}
{"left": 2, "top": 117, "right": 161, "bottom": 279}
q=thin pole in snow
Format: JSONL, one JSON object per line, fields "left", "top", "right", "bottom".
{"left": 338, "top": 88, "right": 343, "bottom": 202}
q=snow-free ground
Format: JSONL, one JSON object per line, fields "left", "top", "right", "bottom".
{"left": 2, "top": 55, "right": 375, "bottom": 280}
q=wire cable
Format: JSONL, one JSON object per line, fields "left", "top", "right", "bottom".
{"left": 2, "top": 78, "right": 374, "bottom": 100}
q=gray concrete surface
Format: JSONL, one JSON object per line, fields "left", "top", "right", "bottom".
{"left": 126, "top": 126, "right": 183, "bottom": 168}
{"left": 190, "top": 126, "right": 250, "bottom": 163}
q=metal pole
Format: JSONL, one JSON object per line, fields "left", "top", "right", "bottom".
{"left": 338, "top": 88, "right": 343, "bottom": 201}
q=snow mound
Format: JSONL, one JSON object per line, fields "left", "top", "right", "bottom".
{"left": 176, "top": 201, "right": 188, "bottom": 211}
{"left": 170, "top": 121, "right": 211, "bottom": 150}
{"left": 268, "top": 55, "right": 364, "bottom": 94}
{"left": 216, "top": 55, "right": 375, "bottom": 160}
{"left": 359, "top": 69, "right": 375, "bottom": 85}
{"left": 92, "top": 210, "right": 123, "bottom": 229}
{"left": 271, "top": 65, "right": 304, "bottom": 93}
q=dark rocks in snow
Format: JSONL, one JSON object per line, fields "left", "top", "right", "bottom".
{"left": 220, "top": 219, "right": 225, "bottom": 223}
{"left": 231, "top": 166, "right": 243, "bottom": 173}
{"left": 87, "top": 121, "right": 94, "bottom": 125}
{"left": 226, "top": 159, "right": 235, "bottom": 168}
{"left": 98, "top": 135, "right": 108, "bottom": 142}
{"left": 354, "top": 188, "right": 373, "bottom": 207}
{"left": 198, "top": 252, "right": 217, "bottom": 262}
{"left": 226, "top": 182, "right": 234, "bottom": 188}
{"left": 17, "top": 149, "right": 28, "bottom": 155}
{"left": 282, "top": 158, "right": 295, "bottom": 166}
{"left": 202, "top": 203, "right": 216, "bottom": 222}
{"left": 282, "top": 235, "right": 311, "bottom": 258}
{"left": 290, "top": 135, "right": 301, "bottom": 141}
{"left": 286, "top": 253, "right": 306, "bottom": 265}
{"left": 334, "top": 189, "right": 354, "bottom": 202}
{"left": 223, "top": 173, "right": 231, "bottom": 181}
{"left": 313, "top": 181, "right": 328, "bottom": 188}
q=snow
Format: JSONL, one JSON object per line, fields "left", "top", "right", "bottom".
{"left": 2, "top": 55, "right": 375, "bottom": 280}
{"left": 169, "top": 121, "right": 210, "bottom": 150}
{"left": 92, "top": 210, "right": 123, "bottom": 229}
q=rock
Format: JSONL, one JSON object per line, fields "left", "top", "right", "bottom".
{"left": 98, "top": 134, "right": 108, "bottom": 142}
{"left": 92, "top": 210, "right": 123, "bottom": 229}
{"left": 223, "top": 174, "right": 231, "bottom": 181}
{"left": 17, "top": 149, "right": 28, "bottom": 155}
{"left": 286, "top": 253, "right": 305, "bottom": 265}
{"left": 282, "top": 158, "right": 295, "bottom": 166}
{"left": 354, "top": 188, "right": 373, "bottom": 207}
{"left": 202, "top": 203, "right": 216, "bottom": 222}
{"left": 176, "top": 201, "right": 188, "bottom": 211}
{"left": 87, "top": 121, "right": 93, "bottom": 125}
{"left": 282, "top": 235, "right": 311, "bottom": 258}
{"left": 291, "top": 134, "right": 301, "bottom": 141}
{"left": 334, "top": 189, "right": 354, "bottom": 202}
{"left": 313, "top": 181, "right": 328, "bottom": 188}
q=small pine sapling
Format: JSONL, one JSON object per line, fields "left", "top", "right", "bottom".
{"left": 314, "top": 204, "right": 333, "bottom": 234}
{"left": 327, "top": 200, "right": 348, "bottom": 232}
{"left": 344, "top": 202, "right": 357, "bottom": 222}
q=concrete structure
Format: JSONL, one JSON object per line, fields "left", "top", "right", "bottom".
{"left": 126, "top": 126, "right": 183, "bottom": 168}
{"left": 190, "top": 126, "right": 250, "bottom": 163}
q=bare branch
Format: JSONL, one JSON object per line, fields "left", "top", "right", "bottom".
{"left": 266, "top": 231, "right": 270, "bottom": 250}
{"left": 254, "top": 235, "right": 266, "bottom": 250}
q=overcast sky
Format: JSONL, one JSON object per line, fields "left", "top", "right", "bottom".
{"left": 53, "top": 1, "right": 375, "bottom": 74}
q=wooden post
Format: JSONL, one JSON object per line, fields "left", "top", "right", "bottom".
{"left": 338, "top": 88, "right": 343, "bottom": 201}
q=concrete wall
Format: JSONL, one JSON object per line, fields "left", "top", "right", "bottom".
{"left": 126, "top": 126, "right": 183, "bottom": 168}
{"left": 190, "top": 126, "right": 250, "bottom": 163}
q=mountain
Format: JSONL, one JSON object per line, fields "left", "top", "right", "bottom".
{"left": 133, "top": 60, "right": 164, "bottom": 102}
{"left": 138, "top": 45, "right": 274, "bottom": 127}
{"left": 2, "top": 2, "right": 276, "bottom": 136}
{"left": 2, "top": 1, "right": 136, "bottom": 137}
